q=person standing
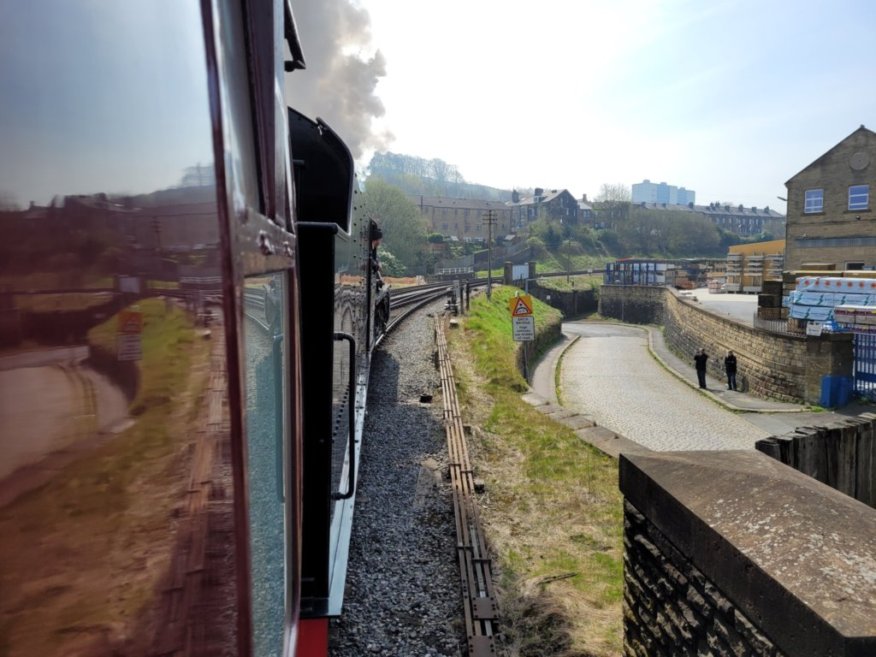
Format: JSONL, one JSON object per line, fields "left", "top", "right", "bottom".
{"left": 724, "top": 350, "right": 738, "bottom": 391}
{"left": 694, "top": 348, "right": 709, "bottom": 389}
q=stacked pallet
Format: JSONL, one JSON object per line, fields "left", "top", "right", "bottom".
{"left": 757, "top": 280, "right": 785, "bottom": 320}
{"left": 788, "top": 276, "right": 876, "bottom": 323}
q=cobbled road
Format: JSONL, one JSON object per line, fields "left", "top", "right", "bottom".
{"left": 560, "top": 323, "right": 771, "bottom": 451}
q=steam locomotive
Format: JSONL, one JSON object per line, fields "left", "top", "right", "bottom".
{"left": 0, "top": 1, "right": 384, "bottom": 655}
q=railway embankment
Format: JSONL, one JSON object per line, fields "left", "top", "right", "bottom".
{"left": 449, "top": 286, "right": 625, "bottom": 656}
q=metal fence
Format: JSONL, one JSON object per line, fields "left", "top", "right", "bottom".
{"left": 753, "top": 314, "right": 876, "bottom": 400}
{"left": 751, "top": 314, "right": 804, "bottom": 337}
{"left": 853, "top": 332, "right": 876, "bottom": 400}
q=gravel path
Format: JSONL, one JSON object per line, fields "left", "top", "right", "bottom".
{"left": 330, "top": 304, "right": 464, "bottom": 656}
{"left": 560, "top": 323, "right": 770, "bottom": 451}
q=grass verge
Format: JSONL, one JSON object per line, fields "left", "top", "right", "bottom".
{"left": 447, "top": 286, "right": 623, "bottom": 657}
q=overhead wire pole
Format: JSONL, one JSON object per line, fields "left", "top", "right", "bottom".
{"left": 483, "top": 209, "right": 496, "bottom": 300}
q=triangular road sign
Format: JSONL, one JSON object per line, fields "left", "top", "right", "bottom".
{"left": 510, "top": 296, "right": 533, "bottom": 316}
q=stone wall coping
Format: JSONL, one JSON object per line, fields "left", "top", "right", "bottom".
{"left": 620, "top": 450, "right": 876, "bottom": 657}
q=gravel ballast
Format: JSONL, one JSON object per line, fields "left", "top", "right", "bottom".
{"left": 329, "top": 304, "right": 465, "bottom": 656}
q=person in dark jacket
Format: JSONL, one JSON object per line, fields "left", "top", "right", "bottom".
{"left": 724, "top": 350, "right": 738, "bottom": 390}
{"left": 694, "top": 348, "right": 708, "bottom": 389}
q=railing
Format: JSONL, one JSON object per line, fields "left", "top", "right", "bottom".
{"left": 752, "top": 313, "right": 804, "bottom": 336}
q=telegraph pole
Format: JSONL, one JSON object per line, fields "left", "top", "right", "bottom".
{"left": 483, "top": 209, "right": 496, "bottom": 300}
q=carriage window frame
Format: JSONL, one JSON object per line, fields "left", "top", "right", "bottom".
{"left": 242, "top": 270, "right": 293, "bottom": 657}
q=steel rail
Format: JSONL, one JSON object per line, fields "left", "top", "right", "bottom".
{"left": 380, "top": 287, "right": 450, "bottom": 342}
{"left": 436, "top": 320, "right": 498, "bottom": 657}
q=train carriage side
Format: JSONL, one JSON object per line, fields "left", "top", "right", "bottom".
{"left": 0, "top": 1, "right": 312, "bottom": 656}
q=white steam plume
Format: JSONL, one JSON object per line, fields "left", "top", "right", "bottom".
{"left": 286, "top": 0, "right": 393, "bottom": 159}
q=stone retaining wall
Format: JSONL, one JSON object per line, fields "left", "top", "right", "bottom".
{"left": 598, "top": 284, "right": 665, "bottom": 325}
{"left": 598, "top": 285, "right": 854, "bottom": 404}
{"left": 517, "top": 315, "right": 562, "bottom": 382}
{"left": 620, "top": 450, "right": 876, "bottom": 657}
{"left": 527, "top": 282, "right": 597, "bottom": 318}
{"left": 624, "top": 501, "right": 788, "bottom": 657}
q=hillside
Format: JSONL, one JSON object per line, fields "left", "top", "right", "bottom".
{"left": 366, "top": 152, "right": 518, "bottom": 201}
{"left": 364, "top": 153, "right": 774, "bottom": 262}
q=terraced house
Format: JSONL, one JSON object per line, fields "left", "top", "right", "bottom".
{"left": 415, "top": 187, "right": 579, "bottom": 242}
{"left": 784, "top": 125, "right": 876, "bottom": 270}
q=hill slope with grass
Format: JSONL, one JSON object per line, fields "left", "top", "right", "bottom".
{"left": 448, "top": 286, "right": 623, "bottom": 656}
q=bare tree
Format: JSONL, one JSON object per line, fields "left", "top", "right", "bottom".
{"left": 595, "top": 183, "right": 631, "bottom": 203}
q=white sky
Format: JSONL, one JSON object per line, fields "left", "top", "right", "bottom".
{"left": 353, "top": 0, "right": 876, "bottom": 210}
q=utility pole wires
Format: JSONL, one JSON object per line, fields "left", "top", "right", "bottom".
{"left": 483, "top": 209, "right": 496, "bottom": 300}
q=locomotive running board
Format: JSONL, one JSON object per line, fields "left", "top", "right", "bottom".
{"left": 326, "top": 367, "right": 370, "bottom": 616}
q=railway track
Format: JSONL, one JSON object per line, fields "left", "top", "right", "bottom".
{"left": 244, "top": 279, "right": 498, "bottom": 653}
{"left": 384, "top": 283, "right": 453, "bottom": 336}
{"left": 150, "top": 320, "right": 232, "bottom": 656}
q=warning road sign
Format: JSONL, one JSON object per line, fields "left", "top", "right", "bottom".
{"left": 117, "top": 334, "right": 142, "bottom": 361}
{"left": 512, "top": 316, "right": 535, "bottom": 341}
{"left": 117, "top": 310, "right": 143, "bottom": 334}
{"left": 508, "top": 294, "right": 533, "bottom": 317}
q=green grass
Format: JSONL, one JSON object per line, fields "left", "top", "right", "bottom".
{"left": 449, "top": 286, "right": 624, "bottom": 656}
{"left": 536, "top": 273, "right": 603, "bottom": 292}
{"left": 0, "top": 298, "right": 210, "bottom": 656}
{"left": 534, "top": 253, "right": 612, "bottom": 275}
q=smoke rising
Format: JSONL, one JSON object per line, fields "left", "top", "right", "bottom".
{"left": 286, "top": 0, "right": 392, "bottom": 159}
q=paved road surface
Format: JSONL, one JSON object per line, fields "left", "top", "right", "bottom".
{"left": 0, "top": 347, "right": 129, "bottom": 481}
{"left": 685, "top": 287, "right": 759, "bottom": 326}
{"left": 559, "top": 322, "right": 771, "bottom": 451}
{"left": 533, "top": 307, "right": 869, "bottom": 454}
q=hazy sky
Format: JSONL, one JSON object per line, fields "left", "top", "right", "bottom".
{"left": 340, "top": 0, "right": 876, "bottom": 210}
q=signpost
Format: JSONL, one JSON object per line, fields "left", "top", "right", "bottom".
{"left": 509, "top": 293, "right": 534, "bottom": 378}
{"left": 512, "top": 316, "right": 535, "bottom": 341}
{"left": 116, "top": 309, "right": 143, "bottom": 361}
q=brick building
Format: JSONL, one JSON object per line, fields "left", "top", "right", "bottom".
{"left": 629, "top": 201, "right": 784, "bottom": 236}
{"left": 415, "top": 187, "right": 578, "bottom": 242}
{"left": 511, "top": 188, "right": 579, "bottom": 225}
{"left": 784, "top": 125, "right": 876, "bottom": 271}
{"left": 414, "top": 196, "right": 516, "bottom": 242}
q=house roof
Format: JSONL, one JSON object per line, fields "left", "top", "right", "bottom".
{"left": 511, "top": 189, "right": 570, "bottom": 206}
{"left": 785, "top": 124, "right": 876, "bottom": 185}
{"left": 414, "top": 196, "right": 510, "bottom": 211}
{"left": 631, "top": 202, "right": 783, "bottom": 218}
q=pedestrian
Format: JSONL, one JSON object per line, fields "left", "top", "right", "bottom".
{"left": 694, "top": 348, "right": 708, "bottom": 389}
{"left": 724, "top": 350, "right": 738, "bottom": 391}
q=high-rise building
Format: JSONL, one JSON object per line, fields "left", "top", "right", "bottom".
{"left": 632, "top": 180, "right": 696, "bottom": 206}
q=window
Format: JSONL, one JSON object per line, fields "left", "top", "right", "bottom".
{"left": 243, "top": 272, "right": 290, "bottom": 657}
{"left": 804, "top": 189, "right": 823, "bottom": 213}
{"left": 849, "top": 185, "right": 869, "bottom": 210}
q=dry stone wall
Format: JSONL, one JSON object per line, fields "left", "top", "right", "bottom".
{"left": 527, "top": 282, "right": 597, "bottom": 318}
